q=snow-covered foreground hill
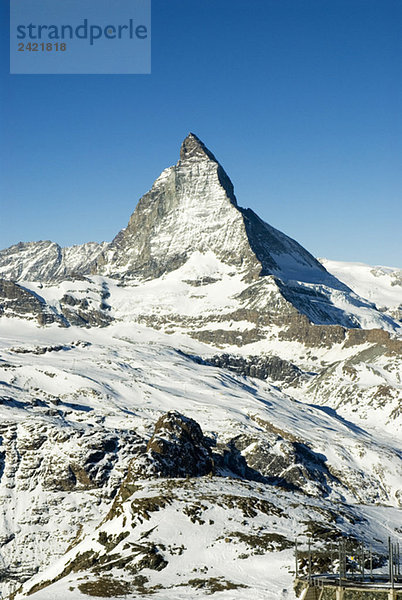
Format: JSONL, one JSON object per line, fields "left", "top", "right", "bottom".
{"left": 0, "top": 319, "right": 400, "bottom": 599}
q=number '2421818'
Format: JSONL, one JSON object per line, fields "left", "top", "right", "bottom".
{"left": 18, "top": 42, "right": 67, "bottom": 51}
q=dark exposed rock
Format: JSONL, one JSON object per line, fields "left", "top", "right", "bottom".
{"left": 59, "top": 292, "right": 112, "bottom": 328}
{"left": 192, "top": 328, "right": 265, "bottom": 347}
{"left": 213, "top": 433, "right": 340, "bottom": 497}
{"left": 278, "top": 312, "right": 347, "bottom": 347}
{"left": 59, "top": 305, "right": 112, "bottom": 328}
{"left": 0, "top": 279, "right": 111, "bottom": 329}
{"left": 180, "top": 132, "right": 220, "bottom": 164}
{"left": 213, "top": 439, "right": 251, "bottom": 479}
{"left": 11, "top": 344, "right": 70, "bottom": 355}
{"left": 128, "top": 411, "right": 213, "bottom": 479}
{"left": 345, "top": 328, "right": 402, "bottom": 355}
{"left": 0, "top": 279, "right": 67, "bottom": 327}
{"left": 61, "top": 294, "right": 80, "bottom": 306}
{"left": 208, "top": 353, "right": 305, "bottom": 385}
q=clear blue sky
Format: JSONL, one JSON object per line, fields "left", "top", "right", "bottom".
{"left": 1, "top": 0, "right": 401, "bottom": 266}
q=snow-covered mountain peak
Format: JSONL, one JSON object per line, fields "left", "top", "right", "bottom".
{"left": 94, "top": 133, "right": 257, "bottom": 280}
{"left": 94, "top": 133, "right": 342, "bottom": 288}
{"left": 0, "top": 135, "right": 400, "bottom": 335}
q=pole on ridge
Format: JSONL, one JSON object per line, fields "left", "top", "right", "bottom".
{"left": 295, "top": 538, "right": 298, "bottom": 579}
{"left": 393, "top": 543, "right": 398, "bottom": 579}
{"left": 389, "top": 537, "right": 394, "bottom": 589}
{"left": 392, "top": 543, "right": 395, "bottom": 579}
{"left": 370, "top": 546, "right": 373, "bottom": 578}
{"left": 343, "top": 539, "right": 347, "bottom": 580}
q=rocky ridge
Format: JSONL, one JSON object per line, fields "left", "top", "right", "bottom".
{"left": 0, "top": 241, "right": 106, "bottom": 283}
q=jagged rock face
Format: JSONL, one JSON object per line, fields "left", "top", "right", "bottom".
{"left": 0, "top": 279, "right": 112, "bottom": 328}
{"left": 129, "top": 410, "right": 213, "bottom": 478}
{"left": 59, "top": 289, "right": 112, "bottom": 328}
{"left": 0, "top": 417, "right": 143, "bottom": 592}
{"left": 214, "top": 432, "right": 340, "bottom": 497}
{"left": 0, "top": 279, "right": 66, "bottom": 326}
{"left": 208, "top": 354, "right": 305, "bottom": 386}
{"left": 0, "top": 241, "right": 106, "bottom": 283}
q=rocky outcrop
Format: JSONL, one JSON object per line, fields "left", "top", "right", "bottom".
{"left": 0, "top": 416, "right": 144, "bottom": 592}
{"left": 128, "top": 411, "right": 213, "bottom": 479}
{"left": 59, "top": 290, "right": 112, "bottom": 328}
{"left": 208, "top": 354, "right": 305, "bottom": 386}
{"left": 0, "top": 279, "right": 112, "bottom": 328}
{"left": 123, "top": 411, "right": 354, "bottom": 500}
{"left": 0, "top": 279, "right": 67, "bottom": 326}
{"left": 211, "top": 427, "right": 342, "bottom": 498}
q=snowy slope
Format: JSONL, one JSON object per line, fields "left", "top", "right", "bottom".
{"left": 3, "top": 260, "right": 400, "bottom": 432}
{"left": 320, "top": 258, "right": 402, "bottom": 322}
{"left": 0, "top": 320, "right": 400, "bottom": 599}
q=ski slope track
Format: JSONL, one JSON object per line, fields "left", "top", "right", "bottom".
{"left": 0, "top": 134, "right": 400, "bottom": 599}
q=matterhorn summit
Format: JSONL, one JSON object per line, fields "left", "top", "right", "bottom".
{"left": 94, "top": 133, "right": 340, "bottom": 286}
{"left": 94, "top": 132, "right": 262, "bottom": 280}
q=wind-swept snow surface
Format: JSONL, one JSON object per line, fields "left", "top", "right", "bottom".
{"left": 0, "top": 321, "right": 400, "bottom": 599}
{"left": 320, "top": 258, "right": 402, "bottom": 323}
